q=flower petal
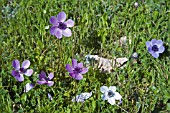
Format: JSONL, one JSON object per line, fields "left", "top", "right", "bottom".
{"left": 148, "top": 47, "right": 154, "bottom": 53}
{"left": 108, "top": 97, "right": 116, "bottom": 105}
{"left": 37, "top": 80, "right": 46, "bottom": 85}
{"left": 151, "top": 52, "right": 159, "bottom": 58}
{"left": 55, "top": 30, "right": 62, "bottom": 39}
{"left": 146, "top": 41, "right": 151, "bottom": 48}
{"left": 72, "top": 59, "right": 78, "bottom": 68}
{"left": 116, "top": 58, "right": 128, "bottom": 65}
{"left": 50, "top": 26, "right": 62, "bottom": 39}
{"left": 45, "top": 25, "right": 49, "bottom": 29}
{"left": 101, "top": 93, "right": 108, "bottom": 100}
{"left": 24, "top": 83, "right": 35, "bottom": 93}
{"left": 151, "top": 39, "right": 157, "bottom": 46}
{"left": 100, "top": 86, "right": 109, "bottom": 93}
{"left": 158, "top": 46, "right": 165, "bottom": 53}
{"left": 79, "top": 92, "right": 92, "bottom": 100}
{"left": 64, "top": 19, "right": 74, "bottom": 27}
{"left": 49, "top": 16, "right": 58, "bottom": 25}
{"left": 12, "top": 60, "right": 20, "bottom": 70}
{"left": 75, "top": 73, "right": 83, "bottom": 80}
{"left": 57, "top": 11, "right": 66, "bottom": 22}
{"left": 72, "top": 92, "right": 92, "bottom": 102}
{"left": 24, "top": 69, "right": 33, "bottom": 76}
{"left": 80, "top": 68, "right": 88, "bottom": 74}
{"left": 39, "top": 71, "right": 47, "bottom": 79}
{"left": 114, "top": 92, "right": 122, "bottom": 100}
{"left": 66, "top": 64, "right": 73, "bottom": 73}
{"left": 50, "top": 26, "right": 57, "bottom": 35}
{"left": 48, "top": 73, "right": 54, "bottom": 80}
{"left": 48, "top": 93, "right": 53, "bottom": 100}
{"left": 109, "top": 86, "right": 116, "bottom": 92}
{"left": 47, "top": 81, "right": 54, "bottom": 86}
{"left": 69, "top": 73, "right": 76, "bottom": 78}
{"left": 119, "top": 99, "right": 123, "bottom": 104}
{"left": 156, "top": 40, "right": 163, "bottom": 47}
{"left": 78, "top": 63, "right": 83, "bottom": 68}
{"left": 62, "top": 28, "right": 72, "bottom": 37}
{"left": 21, "top": 60, "right": 30, "bottom": 69}
{"left": 72, "top": 95, "right": 81, "bottom": 102}
{"left": 12, "top": 70, "right": 19, "bottom": 77}
{"left": 16, "top": 74, "right": 24, "bottom": 82}
{"left": 75, "top": 95, "right": 85, "bottom": 102}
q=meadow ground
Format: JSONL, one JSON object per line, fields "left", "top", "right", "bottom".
{"left": 0, "top": 0, "right": 170, "bottom": 112}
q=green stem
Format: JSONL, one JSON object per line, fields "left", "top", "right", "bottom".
{"left": 75, "top": 80, "right": 79, "bottom": 103}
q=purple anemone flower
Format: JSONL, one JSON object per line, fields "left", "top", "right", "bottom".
{"left": 146, "top": 39, "right": 165, "bottom": 58}
{"left": 49, "top": 11, "right": 74, "bottom": 39}
{"left": 12, "top": 60, "right": 33, "bottom": 82}
{"left": 37, "top": 71, "right": 54, "bottom": 86}
{"left": 66, "top": 59, "right": 88, "bottom": 80}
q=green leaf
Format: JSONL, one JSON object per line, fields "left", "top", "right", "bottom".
{"left": 166, "top": 103, "right": 170, "bottom": 110}
{"left": 153, "top": 11, "right": 159, "bottom": 21}
{"left": 21, "top": 93, "right": 27, "bottom": 102}
{"left": 92, "top": 100, "right": 96, "bottom": 111}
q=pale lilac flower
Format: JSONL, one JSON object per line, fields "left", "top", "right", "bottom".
{"left": 24, "top": 83, "right": 35, "bottom": 93}
{"left": 37, "top": 71, "right": 54, "bottom": 86}
{"left": 45, "top": 25, "right": 49, "bottom": 29}
{"left": 48, "top": 93, "right": 53, "bottom": 100}
{"left": 119, "top": 99, "right": 122, "bottom": 105}
{"left": 85, "top": 54, "right": 98, "bottom": 65}
{"left": 134, "top": 2, "right": 139, "bottom": 8}
{"left": 132, "top": 52, "right": 138, "bottom": 59}
{"left": 66, "top": 59, "right": 88, "bottom": 80}
{"left": 49, "top": 11, "right": 74, "bottom": 39}
{"left": 146, "top": 39, "right": 165, "bottom": 58}
{"left": 100, "top": 86, "right": 122, "bottom": 105}
{"left": 72, "top": 92, "right": 92, "bottom": 103}
{"left": 11, "top": 60, "right": 33, "bottom": 82}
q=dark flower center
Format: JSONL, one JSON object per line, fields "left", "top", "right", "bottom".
{"left": 58, "top": 22, "right": 67, "bottom": 30}
{"left": 45, "top": 81, "right": 49, "bottom": 84}
{"left": 41, "top": 78, "right": 49, "bottom": 84}
{"left": 73, "top": 67, "right": 82, "bottom": 74}
{"left": 108, "top": 90, "right": 115, "bottom": 98}
{"left": 152, "top": 45, "right": 159, "bottom": 52}
{"left": 44, "top": 77, "right": 50, "bottom": 81}
{"left": 19, "top": 68, "right": 26, "bottom": 73}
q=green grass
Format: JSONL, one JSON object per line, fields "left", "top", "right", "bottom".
{"left": 1, "top": 0, "right": 170, "bottom": 112}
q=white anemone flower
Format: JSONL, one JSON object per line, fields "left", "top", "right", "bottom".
{"left": 100, "top": 86, "right": 122, "bottom": 105}
{"left": 24, "top": 83, "right": 35, "bottom": 93}
{"left": 72, "top": 92, "right": 92, "bottom": 103}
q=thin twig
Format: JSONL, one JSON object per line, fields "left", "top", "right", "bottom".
{"left": 41, "top": 39, "right": 57, "bottom": 56}
{"left": 115, "top": 104, "right": 129, "bottom": 113}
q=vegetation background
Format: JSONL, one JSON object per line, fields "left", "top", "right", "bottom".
{"left": 0, "top": 0, "right": 170, "bottom": 112}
